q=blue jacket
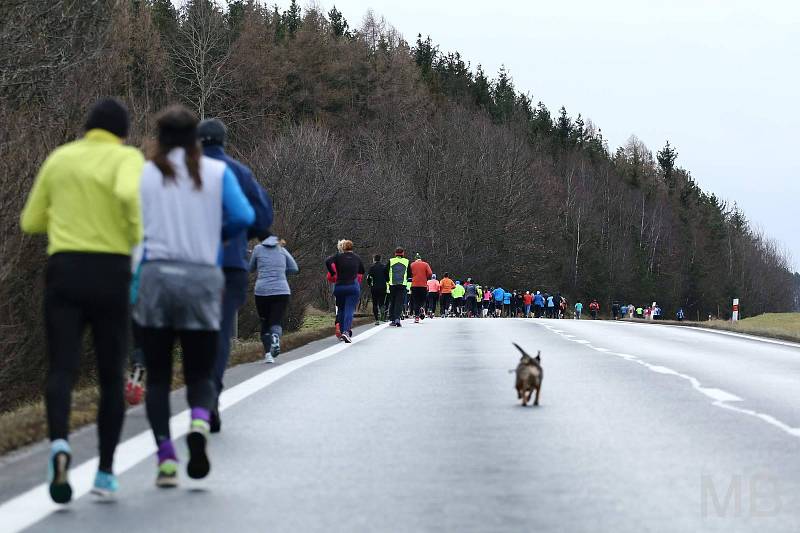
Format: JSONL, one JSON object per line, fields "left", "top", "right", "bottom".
{"left": 503, "top": 292, "right": 512, "bottom": 305}
{"left": 493, "top": 287, "right": 505, "bottom": 302}
{"left": 533, "top": 293, "right": 545, "bottom": 306}
{"left": 203, "top": 145, "right": 273, "bottom": 270}
{"left": 546, "top": 296, "right": 555, "bottom": 307}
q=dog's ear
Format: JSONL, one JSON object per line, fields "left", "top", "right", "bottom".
{"left": 535, "top": 350, "right": 541, "bottom": 362}
{"left": 513, "top": 343, "right": 529, "bottom": 358}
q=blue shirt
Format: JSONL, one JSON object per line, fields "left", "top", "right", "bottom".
{"left": 534, "top": 293, "right": 544, "bottom": 306}
{"left": 203, "top": 145, "right": 273, "bottom": 270}
{"left": 493, "top": 288, "right": 505, "bottom": 302}
{"left": 503, "top": 292, "right": 512, "bottom": 305}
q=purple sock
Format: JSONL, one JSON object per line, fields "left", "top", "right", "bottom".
{"left": 157, "top": 440, "right": 177, "bottom": 464}
{"left": 191, "top": 407, "right": 210, "bottom": 422}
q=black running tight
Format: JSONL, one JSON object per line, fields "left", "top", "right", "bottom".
{"left": 44, "top": 253, "right": 130, "bottom": 473}
{"left": 141, "top": 328, "right": 217, "bottom": 444}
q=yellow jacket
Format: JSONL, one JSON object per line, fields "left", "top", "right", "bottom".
{"left": 20, "top": 129, "right": 144, "bottom": 255}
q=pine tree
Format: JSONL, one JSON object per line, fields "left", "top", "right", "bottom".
{"left": 413, "top": 34, "right": 437, "bottom": 83}
{"left": 472, "top": 65, "right": 491, "bottom": 110}
{"left": 555, "top": 106, "right": 572, "bottom": 146}
{"left": 283, "top": 0, "right": 301, "bottom": 36}
{"left": 656, "top": 140, "right": 678, "bottom": 191}
{"left": 328, "top": 5, "right": 349, "bottom": 37}
{"left": 491, "top": 65, "right": 515, "bottom": 122}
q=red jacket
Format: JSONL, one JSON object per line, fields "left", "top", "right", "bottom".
{"left": 589, "top": 301, "right": 600, "bottom": 311}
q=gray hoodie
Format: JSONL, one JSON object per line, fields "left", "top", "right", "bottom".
{"left": 249, "top": 236, "right": 299, "bottom": 296}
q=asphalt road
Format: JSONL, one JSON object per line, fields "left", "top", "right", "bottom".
{"left": 3, "top": 318, "right": 800, "bottom": 532}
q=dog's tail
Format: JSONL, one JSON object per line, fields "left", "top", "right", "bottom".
{"left": 513, "top": 342, "right": 528, "bottom": 357}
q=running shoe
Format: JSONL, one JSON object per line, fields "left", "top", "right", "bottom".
{"left": 156, "top": 459, "right": 179, "bottom": 488}
{"left": 91, "top": 470, "right": 118, "bottom": 500}
{"left": 264, "top": 352, "right": 275, "bottom": 364}
{"left": 186, "top": 419, "right": 211, "bottom": 479}
{"left": 414, "top": 316, "right": 419, "bottom": 323}
{"left": 270, "top": 333, "right": 281, "bottom": 359}
{"left": 341, "top": 332, "right": 352, "bottom": 343}
{"left": 47, "top": 439, "right": 72, "bottom": 504}
{"left": 375, "top": 321, "right": 380, "bottom": 326}
{"left": 125, "top": 364, "right": 145, "bottom": 406}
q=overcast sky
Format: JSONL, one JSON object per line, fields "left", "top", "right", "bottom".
{"left": 278, "top": 0, "right": 800, "bottom": 270}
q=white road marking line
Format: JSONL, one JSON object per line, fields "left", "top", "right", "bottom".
{"left": 537, "top": 322, "right": 800, "bottom": 441}
{"left": 0, "top": 323, "right": 390, "bottom": 533}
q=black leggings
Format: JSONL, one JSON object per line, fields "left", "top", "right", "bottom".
{"left": 440, "top": 294, "right": 453, "bottom": 316}
{"left": 411, "top": 287, "right": 427, "bottom": 318}
{"left": 141, "top": 328, "right": 217, "bottom": 445}
{"left": 44, "top": 253, "right": 130, "bottom": 473}
{"left": 388, "top": 285, "right": 406, "bottom": 321}
{"left": 370, "top": 288, "right": 387, "bottom": 321}
{"left": 255, "top": 294, "right": 289, "bottom": 350}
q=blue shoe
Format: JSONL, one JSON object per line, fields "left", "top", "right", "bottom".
{"left": 91, "top": 470, "right": 118, "bottom": 500}
{"left": 48, "top": 439, "right": 72, "bottom": 504}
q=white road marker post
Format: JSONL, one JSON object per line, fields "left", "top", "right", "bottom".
{"left": 732, "top": 298, "right": 740, "bottom": 322}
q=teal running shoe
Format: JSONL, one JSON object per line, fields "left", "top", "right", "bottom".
{"left": 91, "top": 470, "right": 119, "bottom": 500}
{"left": 48, "top": 439, "right": 72, "bottom": 504}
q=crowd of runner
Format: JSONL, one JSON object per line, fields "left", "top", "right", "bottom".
{"left": 19, "top": 98, "right": 674, "bottom": 507}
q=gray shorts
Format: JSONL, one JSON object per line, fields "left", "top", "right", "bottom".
{"left": 133, "top": 261, "right": 224, "bottom": 330}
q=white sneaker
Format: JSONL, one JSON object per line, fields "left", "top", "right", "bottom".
{"left": 264, "top": 353, "right": 275, "bottom": 364}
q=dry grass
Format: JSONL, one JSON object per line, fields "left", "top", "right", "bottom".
{"left": 699, "top": 313, "right": 800, "bottom": 342}
{"left": 627, "top": 313, "right": 800, "bottom": 343}
{"left": 0, "top": 309, "right": 371, "bottom": 456}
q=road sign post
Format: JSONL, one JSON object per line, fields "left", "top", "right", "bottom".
{"left": 732, "top": 298, "right": 740, "bottom": 322}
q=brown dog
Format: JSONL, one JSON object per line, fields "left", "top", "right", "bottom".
{"left": 513, "top": 343, "right": 543, "bottom": 406}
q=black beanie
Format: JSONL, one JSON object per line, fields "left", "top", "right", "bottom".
{"left": 84, "top": 98, "right": 130, "bottom": 138}
{"left": 197, "top": 118, "right": 227, "bottom": 147}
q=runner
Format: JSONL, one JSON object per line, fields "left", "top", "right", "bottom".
{"left": 367, "top": 254, "right": 388, "bottom": 324}
{"left": 409, "top": 253, "right": 432, "bottom": 323}
{"left": 198, "top": 117, "right": 272, "bottom": 434}
{"left": 325, "top": 240, "right": 365, "bottom": 342}
{"left": 249, "top": 234, "right": 299, "bottom": 363}
{"left": 482, "top": 285, "right": 492, "bottom": 317}
{"left": 533, "top": 290, "right": 545, "bottom": 318}
{"left": 523, "top": 291, "right": 533, "bottom": 317}
{"left": 135, "top": 105, "right": 254, "bottom": 488}
{"left": 462, "top": 278, "right": 476, "bottom": 317}
{"left": 439, "top": 272, "right": 455, "bottom": 317}
{"left": 546, "top": 293, "right": 555, "bottom": 318}
{"left": 589, "top": 299, "right": 600, "bottom": 319}
{"left": 21, "top": 98, "right": 144, "bottom": 502}
{"left": 574, "top": 300, "right": 583, "bottom": 319}
{"left": 503, "top": 289, "right": 512, "bottom": 317}
{"left": 452, "top": 281, "right": 466, "bottom": 317}
{"left": 492, "top": 286, "right": 505, "bottom": 317}
{"left": 426, "top": 274, "right": 441, "bottom": 317}
{"left": 387, "top": 248, "right": 410, "bottom": 326}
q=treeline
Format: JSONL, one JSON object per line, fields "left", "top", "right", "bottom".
{"left": 0, "top": 0, "right": 796, "bottom": 409}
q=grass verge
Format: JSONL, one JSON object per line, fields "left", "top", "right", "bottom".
{"left": 624, "top": 312, "right": 800, "bottom": 344}
{"left": 0, "top": 310, "right": 372, "bottom": 456}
